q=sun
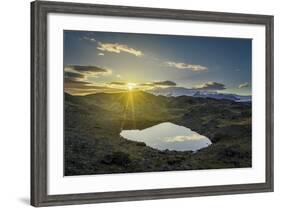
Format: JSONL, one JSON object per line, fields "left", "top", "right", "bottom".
{"left": 127, "top": 82, "right": 137, "bottom": 91}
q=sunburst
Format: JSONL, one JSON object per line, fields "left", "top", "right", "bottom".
{"left": 127, "top": 82, "right": 137, "bottom": 91}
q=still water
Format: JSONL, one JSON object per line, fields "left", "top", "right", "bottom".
{"left": 120, "top": 122, "right": 212, "bottom": 152}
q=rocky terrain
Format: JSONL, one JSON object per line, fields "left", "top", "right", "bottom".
{"left": 64, "top": 91, "right": 252, "bottom": 176}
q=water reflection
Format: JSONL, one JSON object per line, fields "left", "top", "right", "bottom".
{"left": 120, "top": 122, "right": 212, "bottom": 152}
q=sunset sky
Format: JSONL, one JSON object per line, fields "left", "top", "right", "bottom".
{"left": 64, "top": 30, "right": 252, "bottom": 96}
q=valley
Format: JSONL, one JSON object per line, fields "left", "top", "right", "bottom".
{"left": 64, "top": 91, "right": 252, "bottom": 176}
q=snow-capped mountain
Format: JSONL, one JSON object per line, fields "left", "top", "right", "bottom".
{"left": 193, "top": 91, "right": 251, "bottom": 102}
{"left": 148, "top": 87, "right": 197, "bottom": 97}
{"left": 148, "top": 87, "right": 251, "bottom": 102}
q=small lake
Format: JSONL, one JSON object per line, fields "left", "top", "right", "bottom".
{"left": 120, "top": 122, "right": 212, "bottom": 152}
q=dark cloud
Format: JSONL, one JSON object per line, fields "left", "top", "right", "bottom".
{"left": 193, "top": 82, "right": 226, "bottom": 90}
{"left": 65, "top": 65, "right": 110, "bottom": 74}
{"left": 64, "top": 77, "right": 124, "bottom": 95}
{"left": 139, "top": 83, "right": 155, "bottom": 87}
{"left": 153, "top": 80, "right": 177, "bottom": 86}
{"left": 66, "top": 87, "right": 124, "bottom": 96}
{"left": 108, "top": 80, "right": 177, "bottom": 87}
{"left": 109, "top": 81, "right": 127, "bottom": 85}
{"left": 64, "top": 77, "right": 91, "bottom": 87}
{"left": 73, "top": 85, "right": 111, "bottom": 90}
{"left": 64, "top": 71, "right": 85, "bottom": 79}
{"left": 139, "top": 80, "right": 177, "bottom": 87}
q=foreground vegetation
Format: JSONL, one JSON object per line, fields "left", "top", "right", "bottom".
{"left": 64, "top": 91, "right": 251, "bottom": 175}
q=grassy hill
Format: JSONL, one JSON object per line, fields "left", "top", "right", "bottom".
{"left": 64, "top": 91, "right": 252, "bottom": 175}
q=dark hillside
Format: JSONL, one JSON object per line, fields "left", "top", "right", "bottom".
{"left": 64, "top": 91, "right": 251, "bottom": 175}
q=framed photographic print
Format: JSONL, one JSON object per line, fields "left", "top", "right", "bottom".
{"left": 31, "top": 0, "right": 274, "bottom": 207}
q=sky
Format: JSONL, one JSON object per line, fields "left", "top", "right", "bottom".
{"left": 64, "top": 30, "right": 252, "bottom": 96}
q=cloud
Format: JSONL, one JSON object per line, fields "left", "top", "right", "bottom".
{"left": 153, "top": 80, "right": 177, "bottom": 86}
{"left": 165, "top": 61, "right": 208, "bottom": 71}
{"left": 64, "top": 78, "right": 124, "bottom": 95}
{"left": 64, "top": 71, "right": 85, "bottom": 79}
{"left": 64, "top": 78, "right": 93, "bottom": 88}
{"left": 64, "top": 77, "right": 94, "bottom": 92}
{"left": 80, "top": 36, "right": 96, "bottom": 42}
{"left": 139, "top": 80, "right": 177, "bottom": 87}
{"left": 97, "top": 42, "right": 143, "bottom": 57}
{"left": 194, "top": 82, "right": 226, "bottom": 90}
{"left": 109, "top": 81, "right": 127, "bottom": 85}
{"left": 65, "top": 86, "right": 124, "bottom": 96}
{"left": 64, "top": 65, "right": 114, "bottom": 95}
{"left": 64, "top": 70, "right": 90, "bottom": 88}
{"left": 65, "top": 65, "right": 108, "bottom": 73}
{"left": 238, "top": 82, "right": 250, "bottom": 88}
{"left": 139, "top": 83, "right": 155, "bottom": 87}
{"left": 107, "top": 80, "right": 177, "bottom": 90}
{"left": 64, "top": 65, "right": 112, "bottom": 77}
{"left": 79, "top": 36, "right": 142, "bottom": 57}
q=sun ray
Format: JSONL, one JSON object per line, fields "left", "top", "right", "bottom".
{"left": 120, "top": 90, "right": 137, "bottom": 131}
{"left": 128, "top": 92, "right": 136, "bottom": 129}
{"left": 120, "top": 92, "right": 131, "bottom": 131}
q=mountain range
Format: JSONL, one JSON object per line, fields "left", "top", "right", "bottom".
{"left": 148, "top": 87, "right": 251, "bottom": 102}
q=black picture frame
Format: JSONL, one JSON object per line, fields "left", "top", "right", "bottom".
{"left": 31, "top": 0, "right": 274, "bottom": 207}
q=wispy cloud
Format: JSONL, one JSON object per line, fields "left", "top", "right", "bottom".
{"left": 238, "top": 82, "right": 250, "bottom": 89}
{"left": 194, "top": 82, "right": 225, "bottom": 90}
{"left": 64, "top": 81, "right": 124, "bottom": 96}
{"left": 165, "top": 61, "right": 208, "bottom": 71}
{"left": 97, "top": 42, "right": 143, "bottom": 57}
{"left": 80, "top": 36, "right": 96, "bottom": 42}
{"left": 79, "top": 34, "right": 142, "bottom": 57}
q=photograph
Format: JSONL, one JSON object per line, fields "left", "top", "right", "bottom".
{"left": 29, "top": 1, "right": 274, "bottom": 206}
{"left": 63, "top": 30, "right": 252, "bottom": 176}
